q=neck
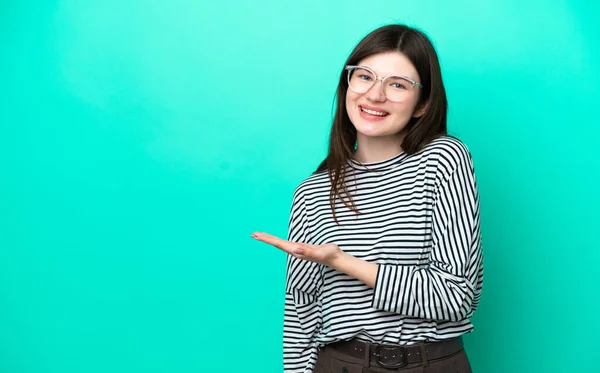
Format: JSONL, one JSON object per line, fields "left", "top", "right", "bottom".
{"left": 353, "top": 133, "right": 405, "bottom": 163}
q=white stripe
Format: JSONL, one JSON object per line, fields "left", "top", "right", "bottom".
{"left": 283, "top": 136, "right": 483, "bottom": 373}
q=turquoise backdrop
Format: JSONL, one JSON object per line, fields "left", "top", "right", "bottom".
{"left": 1, "top": 1, "right": 599, "bottom": 372}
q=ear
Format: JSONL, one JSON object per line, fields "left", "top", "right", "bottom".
{"left": 412, "top": 100, "right": 429, "bottom": 118}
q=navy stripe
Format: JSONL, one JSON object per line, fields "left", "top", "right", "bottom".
{"left": 283, "top": 136, "right": 483, "bottom": 373}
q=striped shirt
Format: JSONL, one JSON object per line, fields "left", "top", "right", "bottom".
{"left": 283, "top": 136, "right": 483, "bottom": 373}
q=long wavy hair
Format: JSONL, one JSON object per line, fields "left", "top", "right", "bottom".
{"left": 316, "top": 24, "right": 448, "bottom": 224}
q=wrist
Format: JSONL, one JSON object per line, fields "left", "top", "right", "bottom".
{"left": 328, "top": 249, "right": 378, "bottom": 288}
{"left": 329, "top": 249, "right": 351, "bottom": 271}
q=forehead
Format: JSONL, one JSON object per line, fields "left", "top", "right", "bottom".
{"left": 357, "top": 51, "right": 419, "bottom": 79}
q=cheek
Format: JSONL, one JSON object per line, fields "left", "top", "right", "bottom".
{"left": 345, "top": 90, "right": 360, "bottom": 116}
{"left": 408, "top": 95, "right": 422, "bottom": 114}
{"left": 345, "top": 89, "right": 357, "bottom": 107}
{"left": 392, "top": 97, "right": 419, "bottom": 116}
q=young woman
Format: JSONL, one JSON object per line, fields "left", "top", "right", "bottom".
{"left": 252, "top": 24, "right": 483, "bottom": 373}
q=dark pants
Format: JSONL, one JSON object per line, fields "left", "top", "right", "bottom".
{"left": 313, "top": 340, "right": 472, "bottom": 373}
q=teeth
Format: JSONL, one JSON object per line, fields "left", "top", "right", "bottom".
{"left": 361, "top": 107, "right": 387, "bottom": 116}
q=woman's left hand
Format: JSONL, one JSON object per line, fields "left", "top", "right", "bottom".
{"left": 251, "top": 232, "right": 342, "bottom": 267}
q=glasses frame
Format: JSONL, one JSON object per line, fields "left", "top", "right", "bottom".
{"left": 345, "top": 65, "right": 423, "bottom": 102}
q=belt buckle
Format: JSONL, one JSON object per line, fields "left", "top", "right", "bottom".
{"left": 374, "top": 345, "right": 407, "bottom": 369}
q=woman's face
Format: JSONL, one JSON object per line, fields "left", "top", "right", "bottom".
{"left": 345, "top": 51, "right": 424, "bottom": 141}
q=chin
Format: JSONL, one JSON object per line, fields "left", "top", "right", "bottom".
{"left": 355, "top": 128, "right": 387, "bottom": 138}
{"left": 353, "top": 121, "right": 399, "bottom": 139}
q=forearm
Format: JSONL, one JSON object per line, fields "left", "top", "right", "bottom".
{"left": 329, "top": 251, "right": 478, "bottom": 321}
{"left": 372, "top": 263, "right": 477, "bottom": 321}
{"left": 329, "top": 251, "right": 378, "bottom": 288}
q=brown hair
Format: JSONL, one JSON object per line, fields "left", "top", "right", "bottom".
{"left": 315, "top": 24, "right": 448, "bottom": 223}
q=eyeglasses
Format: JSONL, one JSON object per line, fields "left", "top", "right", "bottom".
{"left": 345, "top": 65, "right": 422, "bottom": 102}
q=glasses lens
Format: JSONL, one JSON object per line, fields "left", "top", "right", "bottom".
{"left": 383, "top": 76, "right": 414, "bottom": 102}
{"left": 348, "top": 67, "right": 375, "bottom": 93}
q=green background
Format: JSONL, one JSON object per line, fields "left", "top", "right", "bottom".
{"left": 1, "top": 1, "right": 599, "bottom": 372}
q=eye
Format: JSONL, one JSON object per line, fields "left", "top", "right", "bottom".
{"left": 390, "top": 82, "right": 408, "bottom": 90}
{"left": 387, "top": 77, "right": 412, "bottom": 90}
{"left": 358, "top": 74, "right": 373, "bottom": 81}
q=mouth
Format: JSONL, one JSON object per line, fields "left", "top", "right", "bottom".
{"left": 360, "top": 105, "right": 389, "bottom": 117}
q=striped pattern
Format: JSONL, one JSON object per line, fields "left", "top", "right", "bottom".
{"left": 283, "top": 136, "right": 483, "bottom": 373}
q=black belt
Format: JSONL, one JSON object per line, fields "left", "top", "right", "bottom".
{"left": 327, "top": 337, "right": 463, "bottom": 369}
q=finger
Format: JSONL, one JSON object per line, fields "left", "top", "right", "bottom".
{"left": 252, "top": 232, "right": 296, "bottom": 253}
{"left": 252, "top": 232, "right": 284, "bottom": 245}
{"left": 252, "top": 232, "right": 316, "bottom": 260}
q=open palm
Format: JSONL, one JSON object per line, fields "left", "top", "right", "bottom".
{"left": 251, "top": 232, "right": 341, "bottom": 267}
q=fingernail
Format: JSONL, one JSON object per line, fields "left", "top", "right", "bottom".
{"left": 294, "top": 249, "right": 303, "bottom": 255}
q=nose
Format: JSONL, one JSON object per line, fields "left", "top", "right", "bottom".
{"left": 365, "top": 79, "right": 386, "bottom": 102}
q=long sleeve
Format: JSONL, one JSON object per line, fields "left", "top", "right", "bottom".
{"left": 371, "top": 144, "right": 484, "bottom": 322}
{"left": 283, "top": 189, "right": 323, "bottom": 373}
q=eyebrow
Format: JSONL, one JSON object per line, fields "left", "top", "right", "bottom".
{"left": 360, "top": 65, "right": 416, "bottom": 80}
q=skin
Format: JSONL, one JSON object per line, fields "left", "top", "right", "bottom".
{"left": 347, "top": 51, "right": 426, "bottom": 163}
{"left": 252, "top": 51, "right": 426, "bottom": 287}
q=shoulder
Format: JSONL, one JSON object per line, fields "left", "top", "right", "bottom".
{"left": 424, "top": 136, "right": 473, "bottom": 160}
{"left": 418, "top": 136, "right": 477, "bottom": 183}
{"left": 422, "top": 135, "right": 474, "bottom": 170}
{"left": 291, "top": 169, "right": 330, "bottom": 204}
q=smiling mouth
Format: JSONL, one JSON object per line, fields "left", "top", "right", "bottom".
{"left": 360, "top": 106, "right": 389, "bottom": 117}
